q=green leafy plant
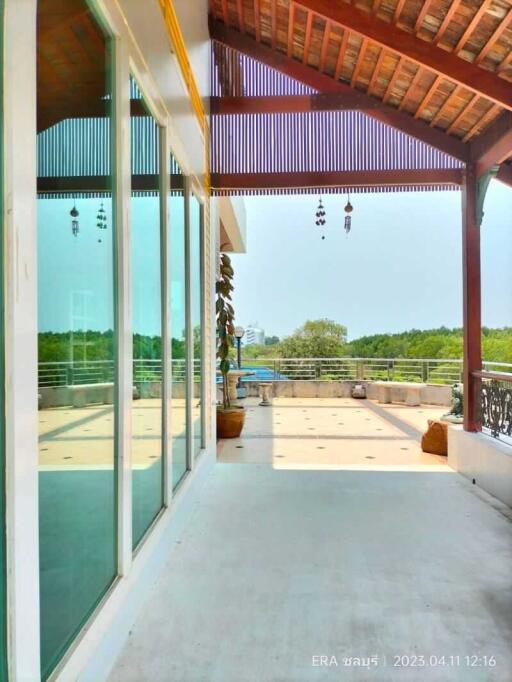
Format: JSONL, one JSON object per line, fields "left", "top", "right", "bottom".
{"left": 216, "top": 254, "right": 235, "bottom": 409}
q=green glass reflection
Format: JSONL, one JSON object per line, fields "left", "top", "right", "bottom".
{"left": 190, "top": 196, "right": 203, "bottom": 459}
{"left": 131, "top": 78, "right": 164, "bottom": 548}
{"left": 170, "top": 159, "right": 188, "bottom": 488}
{"left": 37, "top": 2, "right": 117, "bottom": 677}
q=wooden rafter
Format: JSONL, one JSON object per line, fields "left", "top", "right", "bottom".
{"left": 393, "top": 0, "right": 407, "bottom": 24}
{"left": 209, "top": 21, "right": 470, "bottom": 161}
{"left": 398, "top": 65, "right": 423, "bottom": 111}
{"left": 236, "top": 0, "right": 244, "bottom": 32}
{"left": 430, "top": 84, "right": 463, "bottom": 127}
{"left": 351, "top": 37, "right": 369, "bottom": 87}
{"left": 221, "top": 0, "right": 229, "bottom": 25}
{"left": 453, "top": 0, "right": 493, "bottom": 54}
{"left": 475, "top": 9, "right": 512, "bottom": 66}
{"left": 382, "top": 55, "right": 405, "bottom": 103}
{"left": 254, "top": 0, "right": 261, "bottom": 42}
{"left": 271, "top": 0, "right": 277, "bottom": 49}
{"left": 414, "top": 74, "right": 442, "bottom": 119}
{"left": 447, "top": 95, "right": 478, "bottom": 135}
{"left": 293, "top": 0, "right": 512, "bottom": 110}
{"left": 462, "top": 103, "right": 499, "bottom": 141}
{"left": 303, "top": 10, "right": 314, "bottom": 64}
{"left": 368, "top": 48, "right": 386, "bottom": 94}
{"left": 334, "top": 29, "right": 350, "bottom": 81}
{"left": 433, "top": 2, "right": 459, "bottom": 45}
{"left": 414, "top": 0, "right": 433, "bottom": 34}
{"left": 319, "top": 19, "right": 331, "bottom": 72}
{"left": 287, "top": 2, "right": 294, "bottom": 57}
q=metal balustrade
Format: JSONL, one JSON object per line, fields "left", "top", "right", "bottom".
{"left": 38, "top": 357, "right": 512, "bottom": 388}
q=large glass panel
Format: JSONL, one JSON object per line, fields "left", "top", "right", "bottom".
{"left": 169, "top": 157, "right": 188, "bottom": 488}
{"left": 190, "top": 196, "right": 203, "bottom": 458}
{"left": 131, "top": 78, "right": 164, "bottom": 548}
{"left": 37, "top": 1, "right": 116, "bottom": 676}
{"left": 0, "top": 1, "right": 6, "bottom": 678}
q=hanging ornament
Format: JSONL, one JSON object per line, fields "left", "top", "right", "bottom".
{"left": 315, "top": 196, "right": 327, "bottom": 240}
{"left": 96, "top": 201, "right": 108, "bottom": 242}
{"left": 70, "top": 203, "right": 80, "bottom": 237}
{"left": 344, "top": 193, "right": 353, "bottom": 236}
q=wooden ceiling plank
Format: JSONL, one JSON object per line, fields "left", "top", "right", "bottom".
{"left": 475, "top": 10, "right": 512, "bottom": 65}
{"left": 447, "top": 95, "right": 478, "bottom": 134}
{"left": 367, "top": 47, "right": 386, "bottom": 94}
{"left": 430, "top": 84, "right": 463, "bottom": 126}
{"left": 497, "top": 51, "right": 512, "bottom": 73}
{"left": 287, "top": 1, "right": 294, "bottom": 57}
{"left": 398, "top": 66, "right": 424, "bottom": 111}
{"left": 236, "top": 0, "right": 244, "bottom": 32}
{"left": 254, "top": 0, "right": 261, "bottom": 42}
{"left": 462, "top": 103, "right": 500, "bottom": 141}
{"left": 334, "top": 29, "right": 350, "bottom": 80}
{"left": 319, "top": 19, "right": 331, "bottom": 72}
{"left": 351, "top": 37, "right": 368, "bottom": 87}
{"left": 303, "top": 10, "right": 314, "bottom": 64}
{"left": 209, "top": 21, "right": 471, "bottom": 160}
{"left": 293, "top": 0, "right": 512, "bottom": 109}
{"left": 372, "top": 0, "right": 383, "bottom": 13}
{"left": 453, "top": 0, "right": 493, "bottom": 53}
{"left": 414, "top": 0, "right": 433, "bottom": 34}
{"left": 414, "top": 74, "right": 443, "bottom": 119}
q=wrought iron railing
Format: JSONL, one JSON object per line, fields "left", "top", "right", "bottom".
{"left": 476, "top": 371, "right": 512, "bottom": 441}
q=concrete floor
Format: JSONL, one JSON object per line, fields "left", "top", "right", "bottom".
{"left": 109, "top": 401, "right": 512, "bottom": 682}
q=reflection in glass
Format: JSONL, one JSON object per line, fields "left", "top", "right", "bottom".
{"left": 37, "top": 1, "right": 116, "bottom": 676}
{"left": 131, "top": 77, "right": 164, "bottom": 548}
{"left": 170, "top": 157, "right": 188, "bottom": 488}
{"left": 190, "top": 196, "right": 203, "bottom": 458}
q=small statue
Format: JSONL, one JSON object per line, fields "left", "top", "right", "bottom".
{"left": 442, "top": 383, "right": 463, "bottom": 423}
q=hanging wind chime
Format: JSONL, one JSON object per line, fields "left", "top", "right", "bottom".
{"left": 96, "top": 202, "right": 108, "bottom": 242}
{"left": 70, "top": 203, "right": 80, "bottom": 237}
{"left": 344, "top": 193, "right": 353, "bottom": 236}
{"left": 315, "top": 196, "right": 327, "bottom": 240}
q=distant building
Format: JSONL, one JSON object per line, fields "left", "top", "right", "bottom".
{"left": 245, "top": 324, "right": 265, "bottom": 346}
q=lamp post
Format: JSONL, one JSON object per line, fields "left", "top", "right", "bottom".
{"left": 234, "top": 326, "right": 245, "bottom": 370}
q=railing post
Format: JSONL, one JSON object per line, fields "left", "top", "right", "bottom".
{"left": 422, "top": 361, "right": 428, "bottom": 383}
{"left": 66, "top": 364, "right": 73, "bottom": 386}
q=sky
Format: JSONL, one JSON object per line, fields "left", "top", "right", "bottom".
{"left": 230, "top": 180, "right": 512, "bottom": 342}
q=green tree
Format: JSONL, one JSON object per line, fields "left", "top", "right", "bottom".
{"left": 279, "top": 319, "right": 348, "bottom": 358}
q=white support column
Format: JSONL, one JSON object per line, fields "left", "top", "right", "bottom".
{"left": 160, "top": 124, "right": 172, "bottom": 506}
{"left": 3, "top": 0, "right": 41, "bottom": 678}
{"left": 184, "top": 178, "right": 194, "bottom": 472}
{"left": 114, "top": 36, "right": 133, "bottom": 576}
{"left": 200, "top": 200, "right": 207, "bottom": 450}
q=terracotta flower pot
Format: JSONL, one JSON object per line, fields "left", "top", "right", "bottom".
{"left": 217, "top": 407, "right": 245, "bottom": 439}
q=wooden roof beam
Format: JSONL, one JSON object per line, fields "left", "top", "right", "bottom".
{"left": 254, "top": 0, "right": 261, "bottom": 42}
{"left": 209, "top": 21, "right": 470, "bottom": 161}
{"left": 496, "top": 163, "right": 512, "bottom": 188}
{"left": 212, "top": 169, "right": 465, "bottom": 190}
{"left": 211, "top": 92, "right": 403, "bottom": 114}
{"left": 293, "top": 0, "right": 512, "bottom": 110}
{"left": 470, "top": 111, "right": 512, "bottom": 176}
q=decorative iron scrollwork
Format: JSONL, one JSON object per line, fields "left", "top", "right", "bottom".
{"left": 481, "top": 380, "right": 512, "bottom": 439}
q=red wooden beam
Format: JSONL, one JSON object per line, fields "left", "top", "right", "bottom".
{"left": 293, "top": 0, "right": 512, "bottom": 110}
{"left": 209, "top": 21, "right": 470, "bottom": 161}
{"left": 461, "top": 164, "right": 482, "bottom": 432}
{"left": 496, "top": 163, "right": 512, "bottom": 188}
{"left": 470, "top": 111, "right": 512, "bottom": 176}
{"left": 211, "top": 93, "right": 397, "bottom": 114}
{"left": 211, "top": 169, "right": 464, "bottom": 190}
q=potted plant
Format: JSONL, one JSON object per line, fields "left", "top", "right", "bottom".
{"left": 216, "top": 253, "right": 246, "bottom": 438}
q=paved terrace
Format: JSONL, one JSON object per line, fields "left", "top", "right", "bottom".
{"left": 110, "top": 398, "right": 512, "bottom": 681}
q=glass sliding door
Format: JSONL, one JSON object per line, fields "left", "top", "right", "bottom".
{"left": 169, "top": 156, "right": 188, "bottom": 488}
{"left": 37, "top": 1, "right": 117, "bottom": 676}
{"left": 130, "top": 77, "right": 164, "bottom": 548}
{"left": 190, "top": 196, "right": 203, "bottom": 458}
